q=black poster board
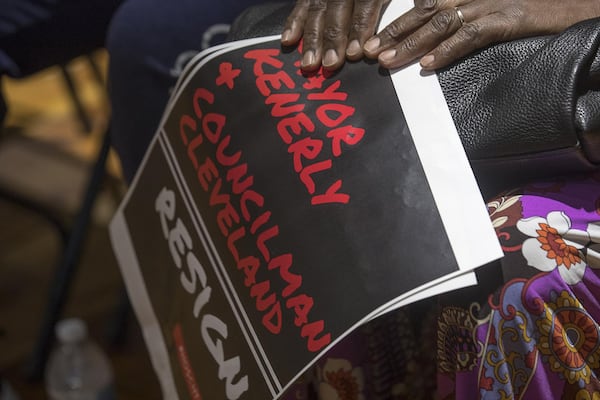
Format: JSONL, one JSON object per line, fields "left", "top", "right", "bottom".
{"left": 110, "top": 34, "right": 501, "bottom": 400}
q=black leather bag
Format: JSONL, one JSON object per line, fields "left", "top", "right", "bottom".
{"left": 438, "top": 17, "right": 600, "bottom": 196}
{"left": 229, "top": 3, "right": 600, "bottom": 197}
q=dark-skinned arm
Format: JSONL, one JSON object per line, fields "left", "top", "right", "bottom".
{"left": 282, "top": 0, "right": 600, "bottom": 71}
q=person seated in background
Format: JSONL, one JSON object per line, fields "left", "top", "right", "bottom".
{"left": 105, "top": 0, "right": 268, "bottom": 183}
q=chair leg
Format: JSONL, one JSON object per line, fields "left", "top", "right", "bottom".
{"left": 106, "top": 286, "right": 131, "bottom": 347}
{"left": 25, "top": 129, "right": 111, "bottom": 381}
{"left": 86, "top": 54, "right": 106, "bottom": 86}
{"left": 59, "top": 64, "right": 93, "bottom": 134}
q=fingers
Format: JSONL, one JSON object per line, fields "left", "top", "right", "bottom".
{"left": 373, "top": 6, "right": 515, "bottom": 71}
{"left": 285, "top": 0, "right": 600, "bottom": 73}
{"left": 282, "top": 0, "right": 311, "bottom": 46}
{"left": 299, "top": 0, "right": 329, "bottom": 71}
{"left": 345, "top": 0, "right": 389, "bottom": 61}
{"left": 321, "top": 0, "right": 354, "bottom": 70}
{"left": 282, "top": 0, "right": 385, "bottom": 72}
{"left": 363, "top": 0, "right": 452, "bottom": 58}
{"left": 419, "top": 15, "right": 510, "bottom": 69}
{"left": 281, "top": 0, "right": 329, "bottom": 72}
{"left": 374, "top": 6, "right": 465, "bottom": 69}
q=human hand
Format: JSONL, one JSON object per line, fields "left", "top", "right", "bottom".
{"left": 282, "top": 0, "right": 600, "bottom": 72}
{"left": 281, "top": 0, "right": 390, "bottom": 71}
{"left": 364, "top": 0, "right": 600, "bottom": 70}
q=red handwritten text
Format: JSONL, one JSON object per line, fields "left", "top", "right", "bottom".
{"left": 178, "top": 87, "right": 331, "bottom": 353}
{"left": 244, "top": 48, "right": 366, "bottom": 206}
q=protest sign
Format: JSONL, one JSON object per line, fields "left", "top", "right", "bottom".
{"left": 109, "top": 14, "right": 502, "bottom": 398}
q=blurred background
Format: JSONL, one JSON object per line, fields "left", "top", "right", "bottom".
{"left": 0, "top": 49, "right": 161, "bottom": 399}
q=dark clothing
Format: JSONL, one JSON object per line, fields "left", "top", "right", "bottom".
{"left": 106, "top": 0, "right": 267, "bottom": 182}
{"left": 0, "top": 0, "right": 122, "bottom": 124}
{"left": 0, "top": 0, "right": 122, "bottom": 77}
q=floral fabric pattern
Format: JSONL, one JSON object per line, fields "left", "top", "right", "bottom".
{"left": 281, "top": 173, "right": 600, "bottom": 400}
{"left": 315, "top": 358, "right": 365, "bottom": 400}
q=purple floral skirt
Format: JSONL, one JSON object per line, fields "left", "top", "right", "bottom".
{"left": 282, "top": 172, "right": 600, "bottom": 399}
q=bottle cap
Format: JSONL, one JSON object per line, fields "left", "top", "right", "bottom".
{"left": 55, "top": 318, "right": 88, "bottom": 343}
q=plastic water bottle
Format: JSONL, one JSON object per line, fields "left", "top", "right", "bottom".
{"left": 45, "top": 318, "right": 115, "bottom": 400}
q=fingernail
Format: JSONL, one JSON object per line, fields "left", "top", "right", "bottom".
{"left": 379, "top": 49, "right": 396, "bottom": 62}
{"left": 418, "top": 0, "right": 436, "bottom": 9}
{"left": 302, "top": 50, "right": 315, "bottom": 67}
{"left": 323, "top": 49, "right": 338, "bottom": 67}
{"left": 281, "top": 29, "right": 291, "bottom": 43}
{"left": 420, "top": 54, "right": 435, "bottom": 67}
{"left": 346, "top": 40, "right": 361, "bottom": 56}
{"left": 364, "top": 37, "right": 380, "bottom": 53}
